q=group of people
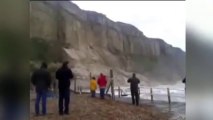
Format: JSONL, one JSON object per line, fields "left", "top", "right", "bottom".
{"left": 31, "top": 61, "right": 73, "bottom": 116}
{"left": 31, "top": 61, "right": 141, "bottom": 116}
{"left": 89, "top": 73, "right": 107, "bottom": 99}
{"left": 89, "top": 73, "right": 141, "bottom": 106}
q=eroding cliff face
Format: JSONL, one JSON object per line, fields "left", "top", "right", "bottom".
{"left": 30, "top": 1, "right": 185, "bottom": 86}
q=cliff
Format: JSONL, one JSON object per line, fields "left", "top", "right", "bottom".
{"left": 30, "top": 1, "right": 185, "bottom": 86}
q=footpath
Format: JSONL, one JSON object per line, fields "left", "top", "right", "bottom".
{"left": 30, "top": 92, "right": 170, "bottom": 120}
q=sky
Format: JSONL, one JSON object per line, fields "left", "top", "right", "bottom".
{"left": 72, "top": 1, "right": 185, "bottom": 51}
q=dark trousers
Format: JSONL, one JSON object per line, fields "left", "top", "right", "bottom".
{"left": 59, "top": 89, "right": 70, "bottom": 114}
{"left": 35, "top": 90, "right": 47, "bottom": 115}
{"left": 100, "top": 88, "right": 105, "bottom": 99}
{"left": 91, "top": 90, "right": 96, "bottom": 97}
{"left": 131, "top": 90, "right": 139, "bottom": 106}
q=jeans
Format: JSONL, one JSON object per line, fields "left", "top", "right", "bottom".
{"left": 100, "top": 88, "right": 105, "bottom": 99}
{"left": 59, "top": 89, "right": 70, "bottom": 114}
{"left": 35, "top": 90, "right": 47, "bottom": 115}
{"left": 131, "top": 90, "right": 139, "bottom": 106}
{"left": 91, "top": 90, "right": 96, "bottom": 97}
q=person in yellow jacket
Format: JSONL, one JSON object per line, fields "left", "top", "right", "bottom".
{"left": 90, "top": 77, "right": 97, "bottom": 97}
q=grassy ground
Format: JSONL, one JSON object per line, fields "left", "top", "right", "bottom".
{"left": 30, "top": 93, "right": 170, "bottom": 120}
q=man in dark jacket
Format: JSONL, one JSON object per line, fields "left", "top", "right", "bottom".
{"left": 31, "top": 62, "right": 51, "bottom": 116}
{"left": 127, "top": 73, "right": 140, "bottom": 106}
{"left": 56, "top": 61, "right": 73, "bottom": 115}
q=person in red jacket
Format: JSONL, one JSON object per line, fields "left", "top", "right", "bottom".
{"left": 97, "top": 73, "right": 107, "bottom": 99}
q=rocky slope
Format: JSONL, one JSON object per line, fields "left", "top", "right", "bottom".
{"left": 30, "top": 1, "right": 185, "bottom": 86}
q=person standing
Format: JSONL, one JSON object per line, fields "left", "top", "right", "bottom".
{"left": 55, "top": 61, "right": 73, "bottom": 115}
{"left": 182, "top": 77, "right": 186, "bottom": 92}
{"left": 182, "top": 77, "right": 186, "bottom": 84}
{"left": 90, "top": 77, "right": 97, "bottom": 97}
{"left": 31, "top": 62, "right": 51, "bottom": 116}
{"left": 127, "top": 73, "right": 140, "bottom": 106}
{"left": 97, "top": 73, "right": 107, "bottom": 99}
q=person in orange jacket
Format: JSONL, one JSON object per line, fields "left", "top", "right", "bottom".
{"left": 90, "top": 77, "right": 97, "bottom": 97}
